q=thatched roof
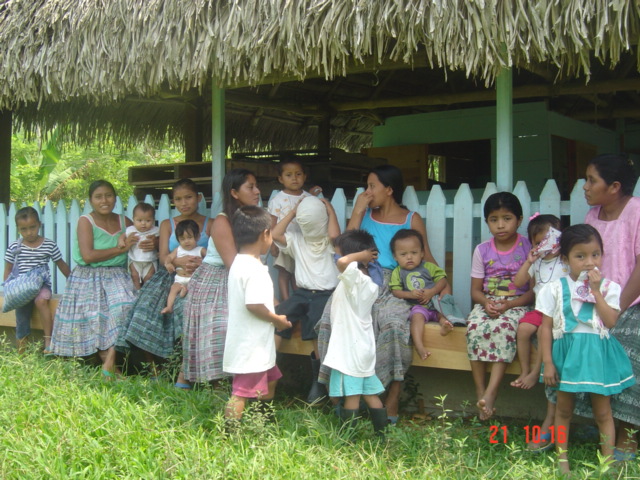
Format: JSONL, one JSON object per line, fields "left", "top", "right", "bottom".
{"left": 1, "top": 0, "right": 639, "bottom": 151}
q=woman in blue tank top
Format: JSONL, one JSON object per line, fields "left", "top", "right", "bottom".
{"left": 317, "top": 165, "right": 445, "bottom": 424}
{"left": 117, "top": 179, "right": 211, "bottom": 375}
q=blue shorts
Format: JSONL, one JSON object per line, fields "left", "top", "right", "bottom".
{"left": 329, "top": 370, "right": 384, "bottom": 397}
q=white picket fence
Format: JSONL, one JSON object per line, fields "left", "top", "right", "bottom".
{"left": 1, "top": 178, "right": 622, "bottom": 314}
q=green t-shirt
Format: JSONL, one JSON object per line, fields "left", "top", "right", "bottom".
{"left": 389, "top": 261, "right": 446, "bottom": 294}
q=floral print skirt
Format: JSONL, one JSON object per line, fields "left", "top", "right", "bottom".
{"left": 466, "top": 295, "right": 529, "bottom": 362}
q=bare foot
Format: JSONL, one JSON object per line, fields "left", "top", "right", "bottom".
{"left": 439, "top": 318, "right": 454, "bottom": 336}
{"left": 510, "top": 376, "right": 525, "bottom": 388}
{"left": 517, "top": 371, "right": 539, "bottom": 390}
{"left": 415, "top": 346, "right": 431, "bottom": 361}
{"left": 161, "top": 306, "right": 173, "bottom": 314}
{"left": 477, "top": 397, "right": 496, "bottom": 421}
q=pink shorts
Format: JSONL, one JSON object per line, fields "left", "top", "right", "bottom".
{"left": 231, "top": 365, "right": 283, "bottom": 399}
{"left": 519, "top": 310, "right": 542, "bottom": 327}
{"left": 410, "top": 304, "right": 439, "bottom": 323}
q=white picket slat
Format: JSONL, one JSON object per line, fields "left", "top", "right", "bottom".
{"left": 0, "top": 203, "right": 6, "bottom": 292}
{"left": 332, "top": 188, "right": 347, "bottom": 233}
{"left": 55, "top": 200, "right": 69, "bottom": 292}
{"left": 569, "top": 179, "right": 589, "bottom": 224}
{"left": 452, "top": 184, "right": 474, "bottom": 313}
{"left": 539, "top": 180, "right": 561, "bottom": 218}
{"left": 425, "top": 185, "right": 446, "bottom": 269}
{"left": 479, "top": 182, "right": 498, "bottom": 242}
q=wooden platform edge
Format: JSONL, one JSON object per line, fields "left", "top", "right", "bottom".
{"left": 0, "top": 296, "right": 530, "bottom": 375}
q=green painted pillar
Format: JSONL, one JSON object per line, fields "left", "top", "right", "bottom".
{"left": 496, "top": 68, "right": 513, "bottom": 191}
{"left": 211, "top": 87, "right": 225, "bottom": 196}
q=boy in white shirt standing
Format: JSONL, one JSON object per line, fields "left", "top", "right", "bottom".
{"left": 323, "top": 230, "right": 388, "bottom": 438}
{"left": 223, "top": 206, "right": 292, "bottom": 423}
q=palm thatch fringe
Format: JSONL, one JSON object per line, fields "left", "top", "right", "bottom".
{"left": 0, "top": 0, "right": 638, "bottom": 109}
{"left": 14, "top": 99, "right": 374, "bottom": 152}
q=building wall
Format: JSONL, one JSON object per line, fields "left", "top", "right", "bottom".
{"left": 372, "top": 102, "right": 618, "bottom": 198}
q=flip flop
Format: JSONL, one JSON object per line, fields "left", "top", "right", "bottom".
{"left": 613, "top": 448, "right": 637, "bottom": 462}
{"left": 528, "top": 432, "right": 554, "bottom": 452}
{"left": 174, "top": 382, "right": 192, "bottom": 390}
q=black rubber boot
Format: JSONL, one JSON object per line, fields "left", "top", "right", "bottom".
{"left": 369, "top": 407, "right": 389, "bottom": 439}
{"left": 306, "top": 352, "right": 327, "bottom": 404}
{"left": 340, "top": 408, "right": 359, "bottom": 438}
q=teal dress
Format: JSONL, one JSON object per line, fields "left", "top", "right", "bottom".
{"left": 550, "top": 278, "right": 635, "bottom": 395}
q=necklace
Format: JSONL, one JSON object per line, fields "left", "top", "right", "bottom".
{"left": 537, "top": 256, "right": 560, "bottom": 284}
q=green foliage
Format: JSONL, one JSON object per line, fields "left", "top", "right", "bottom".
{"left": 9, "top": 131, "right": 185, "bottom": 204}
{"left": 1, "top": 339, "right": 638, "bottom": 479}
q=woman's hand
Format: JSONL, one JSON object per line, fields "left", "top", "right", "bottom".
{"left": 352, "top": 190, "right": 373, "bottom": 214}
{"left": 138, "top": 235, "right": 157, "bottom": 252}
{"left": 173, "top": 254, "right": 202, "bottom": 274}
{"left": 122, "top": 232, "right": 139, "bottom": 251}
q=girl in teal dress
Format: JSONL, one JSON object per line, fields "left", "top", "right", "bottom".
{"left": 538, "top": 224, "right": 635, "bottom": 474}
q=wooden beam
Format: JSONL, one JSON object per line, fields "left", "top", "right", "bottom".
{"left": 570, "top": 107, "right": 640, "bottom": 121}
{"left": 226, "top": 91, "right": 327, "bottom": 117}
{"left": 330, "top": 78, "right": 640, "bottom": 111}
{"left": 184, "top": 98, "right": 204, "bottom": 162}
{"left": 0, "top": 111, "right": 11, "bottom": 205}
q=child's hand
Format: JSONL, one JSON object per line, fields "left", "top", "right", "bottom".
{"left": 164, "top": 262, "right": 176, "bottom": 274}
{"left": 543, "top": 363, "right": 558, "bottom": 387}
{"left": 309, "top": 185, "right": 323, "bottom": 196}
{"left": 362, "top": 248, "right": 378, "bottom": 265}
{"left": 117, "top": 234, "right": 126, "bottom": 250}
{"left": 418, "top": 289, "right": 435, "bottom": 305}
{"left": 484, "top": 300, "right": 503, "bottom": 318}
{"left": 588, "top": 268, "right": 601, "bottom": 292}
{"left": 273, "top": 314, "right": 292, "bottom": 332}
{"left": 527, "top": 249, "right": 540, "bottom": 264}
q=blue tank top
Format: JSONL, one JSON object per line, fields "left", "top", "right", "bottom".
{"left": 360, "top": 208, "right": 413, "bottom": 270}
{"left": 168, "top": 217, "right": 209, "bottom": 252}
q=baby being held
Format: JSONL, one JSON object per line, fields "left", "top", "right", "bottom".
{"left": 161, "top": 219, "right": 206, "bottom": 314}
{"left": 121, "top": 202, "right": 159, "bottom": 289}
{"left": 389, "top": 229, "right": 466, "bottom": 360}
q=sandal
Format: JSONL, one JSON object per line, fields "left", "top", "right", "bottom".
{"left": 174, "top": 382, "right": 192, "bottom": 390}
{"left": 528, "top": 431, "right": 554, "bottom": 452}
{"left": 101, "top": 369, "right": 117, "bottom": 380}
{"left": 613, "top": 448, "right": 637, "bottom": 462}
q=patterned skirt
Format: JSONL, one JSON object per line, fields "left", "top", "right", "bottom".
{"left": 610, "top": 304, "right": 640, "bottom": 426}
{"left": 51, "top": 266, "right": 136, "bottom": 357}
{"left": 466, "top": 295, "right": 528, "bottom": 362}
{"left": 316, "top": 269, "right": 413, "bottom": 388}
{"left": 181, "top": 263, "right": 229, "bottom": 382}
{"left": 117, "top": 267, "right": 184, "bottom": 358}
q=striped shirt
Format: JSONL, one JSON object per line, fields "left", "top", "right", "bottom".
{"left": 5, "top": 238, "right": 62, "bottom": 275}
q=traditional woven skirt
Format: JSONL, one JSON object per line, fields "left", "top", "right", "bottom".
{"left": 117, "top": 267, "right": 184, "bottom": 358}
{"left": 51, "top": 265, "right": 136, "bottom": 357}
{"left": 466, "top": 295, "right": 528, "bottom": 362}
{"left": 182, "top": 263, "right": 229, "bottom": 382}
{"left": 316, "top": 269, "right": 412, "bottom": 387}
{"left": 611, "top": 304, "right": 640, "bottom": 425}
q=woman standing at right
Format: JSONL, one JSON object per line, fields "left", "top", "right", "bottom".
{"left": 584, "top": 153, "right": 640, "bottom": 459}
{"left": 181, "top": 169, "right": 261, "bottom": 385}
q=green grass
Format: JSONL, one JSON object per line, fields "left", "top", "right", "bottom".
{"left": 0, "top": 339, "right": 638, "bottom": 479}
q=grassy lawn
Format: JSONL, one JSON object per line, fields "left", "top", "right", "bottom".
{"left": 0, "top": 339, "right": 637, "bottom": 479}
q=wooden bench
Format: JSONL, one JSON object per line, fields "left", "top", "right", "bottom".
{"left": 0, "top": 296, "right": 529, "bottom": 375}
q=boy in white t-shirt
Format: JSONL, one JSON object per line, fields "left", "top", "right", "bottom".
{"left": 223, "top": 206, "right": 292, "bottom": 423}
{"left": 323, "top": 230, "right": 388, "bottom": 438}
{"left": 121, "top": 202, "right": 159, "bottom": 289}
{"left": 271, "top": 195, "right": 340, "bottom": 404}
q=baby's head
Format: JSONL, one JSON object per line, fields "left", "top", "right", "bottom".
{"left": 133, "top": 202, "right": 156, "bottom": 233}
{"left": 232, "top": 206, "right": 272, "bottom": 254}
{"left": 15, "top": 206, "right": 41, "bottom": 243}
{"left": 334, "top": 230, "right": 377, "bottom": 273}
{"left": 390, "top": 229, "right": 424, "bottom": 271}
{"left": 277, "top": 159, "right": 306, "bottom": 194}
{"left": 559, "top": 224, "right": 604, "bottom": 279}
{"left": 296, "top": 196, "right": 329, "bottom": 241}
{"left": 527, "top": 214, "right": 561, "bottom": 259}
{"left": 175, "top": 219, "right": 200, "bottom": 251}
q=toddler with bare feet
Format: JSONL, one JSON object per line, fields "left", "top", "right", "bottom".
{"left": 389, "top": 229, "right": 466, "bottom": 360}
{"left": 511, "top": 214, "right": 569, "bottom": 390}
{"left": 161, "top": 220, "right": 206, "bottom": 314}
